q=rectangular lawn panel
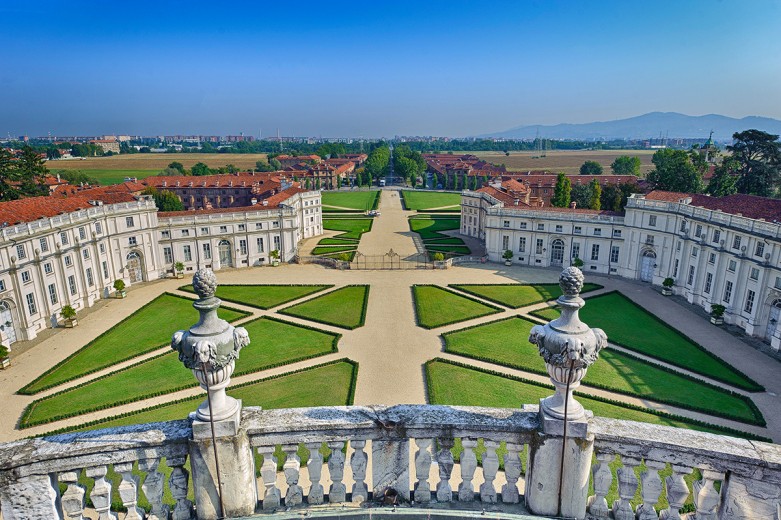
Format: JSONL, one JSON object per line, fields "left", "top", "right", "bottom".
{"left": 450, "top": 283, "right": 602, "bottom": 308}
{"left": 178, "top": 284, "right": 332, "bottom": 309}
{"left": 20, "top": 316, "right": 340, "bottom": 428}
{"left": 529, "top": 291, "right": 762, "bottom": 391}
{"left": 443, "top": 317, "right": 764, "bottom": 425}
{"left": 321, "top": 191, "right": 379, "bottom": 210}
{"left": 279, "top": 285, "right": 369, "bottom": 329}
{"left": 413, "top": 285, "right": 501, "bottom": 329}
{"left": 20, "top": 294, "right": 249, "bottom": 395}
{"left": 311, "top": 245, "right": 358, "bottom": 255}
{"left": 322, "top": 218, "right": 373, "bottom": 240}
{"left": 317, "top": 238, "right": 360, "bottom": 245}
{"left": 401, "top": 190, "right": 461, "bottom": 210}
{"left": 409, "top": 216, "right": 460, "bottom": 240}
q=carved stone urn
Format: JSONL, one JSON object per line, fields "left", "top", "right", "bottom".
{"left": 528, "top": 266, "right": 607, "bottom": 421}
{"left": 171, "top": 269, "right": 250, "bottom": 422}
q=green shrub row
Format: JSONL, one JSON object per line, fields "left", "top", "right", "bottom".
{"left": 411, "top": 285, "right": 503, "bottom": 330}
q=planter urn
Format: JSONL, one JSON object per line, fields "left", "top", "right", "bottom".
{"left": 64, "top": 319, "right": 78, "bottom": 328}
{"left": 710, "top": 316, "right": 723, "bottom": 325}
{"left": 116, "top": 290, "right": 127, "bottom": 299}
{"left": 0, "top": 357, "right": 9, "bottom": 369}
{"left": 504, "top": 260, "right": 512, "bottom": 266}
{"left": 662, "top": 288, "right": 673, "bottom": 296}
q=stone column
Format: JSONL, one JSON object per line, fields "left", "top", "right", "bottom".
{"left": 0, "top": 473, "right": 61, "bottom": 520}
{"left": 171, "top": 269, "right": 256, "bottom": 519}
{"left": 526, "top": 267, "right": 607, "bottom": 520}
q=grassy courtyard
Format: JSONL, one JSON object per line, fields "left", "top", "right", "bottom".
{"left": 443, "top": 317, "right": 763, "bottom": 425}
{"left": 412, "top": 285, "right": 501, "bottom": 329}
{"left": 449, "top": 283, "right": 603, "bottom": 308}
{"left": 20, "top": 294, "right": 249, "bottom": 395}
{"left": 321, "top": 191, "right": 380, "bottom": 211}
{"left": 178, "top": 284, "right": 332, "bottom": 309}
{"left": 401, "top": 190, "right": 461, "bottom": 211}
{"left": 279, "top": 285, "right": 369, "bottom": 329}
{"left": 409, "top": 215, "right": 471, "bottom": 256}
{"left": 531, "top": 291, "right": 762, "bottom": 391}
{"left": 20, "top": 316, "right": 340, "bottom": 428}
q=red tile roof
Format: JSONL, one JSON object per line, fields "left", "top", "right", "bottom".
{"left": 156, "top": 187, "right": 308, "bottom": 218}
{"left": 0, "top": 193, "right": 137, "bottom": 225}
{"left": 645, "top": 191, "right": 691, "bottom": 202}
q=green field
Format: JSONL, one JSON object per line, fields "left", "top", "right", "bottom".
{"left": 412, "top": 285, "right": 501, "bottom": 329}
{"left": 408, "top": 216, "right": 461, "bottom": 240}
{"left": 322, "top": 218, "right": 373, "bottom": 240}
{"left": 449, "top": 283, "right": 602, "bottom": 308}
{"left": 49, "top": 168, "right": 158, "bottom": 185}
{"left": 21, "top": 316, "right": 339, "bottom": 428}
{"left": 443, "top": 317, "right": 763, "bottom": 425}
{"left": 279, "top": 285, "right": 369, "bottom": 329}
{"left": 20, "top": 294, "right": 249, "bottom": 395}
{"left": 311, "top": 245, "right": 358, "bottom": 255}
{"left": 317, "top": 238, "right": 360, "bottom": 246}
{"left": 178, "top": 284, "right": 331, "bottom": 309}
{"left": 531, "top": 292, "right": 762, "bottom": 391}
{"left": 321, "top": 191, "right": 380, "bottom": 210}
{"left": 401, "top": 190, "right": 461, "bottom": 210}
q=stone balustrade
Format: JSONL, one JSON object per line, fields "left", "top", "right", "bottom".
{"left": 1, "top": 405, "right": 780, "bottom": 519}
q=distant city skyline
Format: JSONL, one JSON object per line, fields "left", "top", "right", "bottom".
{"left": 2, "top": 0, "right": 780, "bottom": 138}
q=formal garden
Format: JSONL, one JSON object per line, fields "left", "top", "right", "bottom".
{"left": 400, "top": 190, "right": 461, "bottom": 212}
{"left": 309, "top": 218, "right": 374, "bottom": 261}
{"left": 321, "top": 190, "right": 380, "bottom": 213}
{"left": 408, "top": 215, "right": 471, "bottom": 257}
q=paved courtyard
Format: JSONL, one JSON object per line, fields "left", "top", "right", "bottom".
{"left": 1, "top": 189, "right": 780, "bottom": 442}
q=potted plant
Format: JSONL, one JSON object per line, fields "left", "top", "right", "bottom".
{"left": 432, "top": 251, "right": 447, "bottom": 269}
{"left": 113, "top": 279, "right": 127, "bottom": 298}
{"left": 502, "top": 249, "right": 513, "bottom": 266}
{"left": 0, "top": 345, "right": 9, "bottom": 369}
{"left": 174, "top": 261, "right": 185, "bottom": 279}
{"left": 662, "top": 277, "right": 674, "bottom": 296}
{"left": 60, "top": 305, "right": 78, "bottom": 328}
{"left": 710, "top": 304, "right": 726, "bottom": 325}
{"left": 270, "top": 249, "right": 281, "bottom": 267}
{"left": 572, "top": 256, "right": 584, "bottom": 268}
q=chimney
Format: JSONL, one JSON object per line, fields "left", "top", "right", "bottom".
{"left": 251, "top": 198, "right": 258, "bottom": 205}
{"left": 570, "top": 201, "right": 577, "bottom": 209}
{"left": 162, "top": 181, "right": 167, "bottom": 187}
{"left": 56, "top": 173, "right": 61, "bottom": 182}
{"left": 262, "top": 199, "right": 269, "bottom": 206}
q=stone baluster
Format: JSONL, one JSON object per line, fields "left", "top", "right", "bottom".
{"left": 587, "top": 451, "right": 614, "bottom": 517}
{"left": 258, "top": 446, "right": 281, "bottom": 510}
{"left": 637, "top": 460, "right": 666, "bottom": 520}
{"left": 305, "top": 443, "right": 324, "bottom": 505}
{"left": 114, "top": 462, "right": 143, "bottom": 520}
{"left": 168, "top": 455, "right": 194, "bottom": 520}
{"left": 660, "top": 465, "right": 693, "bottom": 520}
{"left": 283, "top": 445, "right": 303, "bottom": 507}
{"left": 139, "top": 458, "right": 169, "bottom": 520}
{"left": 480, "top": 440, "right": 499, "bottom": 503}
{"left": 436, "top": 438, "right": 455, "bottom": 502}
{"left": 350, "top": 440, "right": 369, "bottom": 503}
{"left": 501, "top": 442, "right": 523, "bottom": 504}
{"left": 693, "top": 469, "right": 724, "bottom": 520}
{"left": 85, "top": 465, "right": 117, "bottom": 520}
{"left": 327, "top": 441, "right": 347, "bottom": 503}
{"left": 59, "top": 471, "right": 86, "bottom": 520}
{"left": 413, "top": 438, "right": 433, "bottom": 503}
{"left": 458, "top": 438, "right": 478, "bottom": 502}
{"left": 612, "top": 457, "right": 640, "bottom": 520}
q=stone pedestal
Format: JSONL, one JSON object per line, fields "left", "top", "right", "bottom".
{"left": 372, "top": 439, "right": 410, "bottom": 501}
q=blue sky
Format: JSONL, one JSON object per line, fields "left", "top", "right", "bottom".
{"left": 1, "top": 0, "right": 780, "bottom": 137}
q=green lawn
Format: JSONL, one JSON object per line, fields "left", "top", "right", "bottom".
{"left": 449, "top": 283, "right": 602, "bottom": 308}
{"left": 409, "top": 216, "right": 460, "bottom": 240}
{"left": 318, "top": 238, "right": 360, "bottom": 245}
{"left": 279, "top": 285, "right": 369, "bottom": 329}
{"left": 530, "top": 291, "right": 762, "bottom": 391}
{"left": 321, "top": 191, "right": 380, "bottom": 210}
{"left": 425, "top": 245, "right": 471, "bottom": 255}
{"left": 443, "top": 317, "right": 763, "bottom": 425}
{"left": 311, "top": 245, "right": 358, "bottom": 255}
{"left": 178, "top": 284, "right": 331, "bottom": 309}
{"left": 50, "top": 168, "right": 159, "bottom": 185}
{"left": 322, "top": 218, "right": 373, "bottom": 240}
{"left": 21, "top": 316, "right": 340, "bottom": 428}
{"left": 401, "top": 190, "right": 461, "bottom": 210}
{"left": 19, "top": 294, "right": 249, "bottom": 395}
{"left": 413, "top": 285, "right": 501, "bottom": 329}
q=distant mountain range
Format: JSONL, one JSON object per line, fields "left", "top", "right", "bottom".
{"left": 482, "top": 112, "right": 781, "bottom": 141}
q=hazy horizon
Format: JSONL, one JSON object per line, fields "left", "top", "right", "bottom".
{"left": 2, "top": 0, "right": 780, "bottom": 137}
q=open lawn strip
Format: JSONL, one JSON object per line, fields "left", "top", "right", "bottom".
{"left": 401, "top": 190, "right": 462, "bottom": 211}
{"left": 19, "top": 316, "right": 340, "bottom": 428}
{"left": 311, "top": 245, "right": 358, "bottom": 256}
{"left": 322, "top": 218, "right": 373, "bottom": 240}
{"left": 412, "top": 285, "right": 502, "bottom": 329}
{"left": 449, "top": 283, "right": 603, "bottom": 309}
{"left": 417, "top": 208, "right": 460, "bottom": 213}
{"left": 422, "top": 237, "right": 466, "bottom": 245}
{"left": 425, "top": 245, "right": 471, "bottom": 255}
{"left": 409, "top": 216, "right": 460, "bottom": 240}
{"left": 42, "top": 359, "right": 358, "bottom": 512}
{"left": 321, "top": 191, "right": 380, "bottom": 211}
{"left": 317, "top": 238, "right": 360, "bottom": 246}
{"left": 279, "top": 285, "right": 369, "bottom": 330}
{"left": 177, "top": 284, "right": 332, "bottom": 310}
{"left": 442, "top": 316, "right": 764, "bottom": 426}
{"left": 321, "top": 207, "right": 365, "bottom": 213}
{"left": 528, "top": 290, "right": 763, "bottom": 392}
{"left": 426, "top": 358, "right": 769, "bottom": 512}
{"left": 19, "top": 293, "right": 250, "bottom": 395}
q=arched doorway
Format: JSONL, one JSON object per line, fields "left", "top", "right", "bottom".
{"left": 766, "top": 299, "right": 781, "bottom": 339}
{"left": 126, "top": 251, "right": 143, "bottom": 283}
{"left": 218, "top": 240, "right": 233, "bottom": 268}
{"left": 640, "top": 250, "right": 656, "bottom": 282}
{"left": 0, "top": 300, "right": 17, "bottom": 346}
{"left": 550, "top": 239, "right": 565, "bottom": 266}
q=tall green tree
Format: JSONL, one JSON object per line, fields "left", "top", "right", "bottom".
{"left": 16, "top": 146, "right": 49, "bottom": 197}
{"left": 646, "top": 148, "right": 703, "bottom": 193}
{"left": 610, "top": 155, "right": 641, "bottom": 176}
{"left": 580, "top": 160, "right": 603, "bottom": 175}
{"left": 728, "top": 129, "right": 781, "bottom": 197}
{"left": 191, "top": 162, "right": 212, "bottom": 176}
{"left": 0, "top": 148, "right": 18, "bottom": 201}
{"left": 551, "top": 173, "right": 571, "bottom": 207}
{"left": 167, "top": 161, "right": 185, "bottom": 174}
{"left": 570, "top": 184, "right": 591, "bottom": 209}
{"left": 588, "top": 178, "right": 602, "bottom": 210}
{"left": 706, "top": 158, "right": 739, "bottom": 197}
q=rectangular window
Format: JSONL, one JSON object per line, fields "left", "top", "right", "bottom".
{"left": 40, "top": 238, "right": 49, "bottom": 252}
{"left": 203, "top": 243, "right": 212, "bottom": 259}
{"left": 704, "top": 272, "right": 713, "bottom": 294}
{"left": 724, "top": 280, "right": 733, "bottom": 303}
{"left": 273, "top": 221, "right": 279, "bottom": 229}
{"left": 48, "top": 283, "right": 57, "bottom": 305}
{"left": 99, "top": 243, "right": 105, "bottom": 254}
{"left": 238, "top": 224, "right": 246, "bottom": 231}
{"left": 60, "top": 231, "right": 69, "bottom": 246}
{"left": 183, "top": 245, "right": 192, "bottom": 262}
{"left": 239, "top": 239, "right": 247, "bottom": 255}
{"left": 518, "top": 237, "right": 526, "bottom": 253}
{"left": 83, "top": 249, "right": 90, "bottom": 259}
{"left": 574, "top": 226, "right": 582, "bottom": 234}
{"left": 676, "top": 241, "right": 681, "bottom": 251}
{"left": 572, "top": 243, "right": 580, "bottom": 260}
{"left": 610, "top": 246, "right": 619, "bottom": 263}
{"left": 687, "top": 265, "right": 695, "bottom": 285}
{"left": 750, "top": 267, "right": 759, "bottom": 280}
{"left": 255, "top": 223, "right": 263, "bottom": 230}
{"left": 181, "top": 229, "right": 190, "bottom": 237}
{"left": 708, "top": 253, "right": 716, "bottom": 264}
{"left": 591, "top": 244, "right": 600, "bottom": 261}
{"left": 126, "top": 216, "right": 135, "bottom": 228}
{"left": 163, "top": 247, "right": 173, "bottom": 264}
{"left": 728, "top": 260, "right": 736, "bottom": 272}
{"left": 95, "top": 222, "right": 102, "bottom": 234}
{"left": 86, "top": 267, "right": 94, "bottom": 286}
{"left": 519, "top": 222, "right": 527, "bottom": 230}
{"left": 713, "top": 229, "right": 721, "bottom": 243}
{"left": 745, "top": 289, "right": 756, "bottom": 314}
{"left": 26, "top": 293, "right": 36, "bottom": 315}
{"left": 44, "top": 262, "right": 53, "bottom": 274}
{"left": 256, "top": 238, "right": 265, "bottom": 253}
{"left": 0, "top": 280, "right": 5, "bottom": 292}
{"left": 649, "top": 215, "right": 657, "bottom": 227}
{"left": 102, "top": 261, "right": 109, "bottom": 279}
{"left": 16, "top": 244, "right": 25, "bottom": 260}
{"left": 613, "top": 229, "right": 622, "bottom": 238}
{"left": 680, "top": 220, "right": 687, "bottom": 232}
{"left": 593, "top": 228, "right": 602, "bottom": 236}
{"left": 220, "top": 226, "right": 228, "bottom": 233}
{"left": 695, "top": 224, "right": 702, "bottom": 238}
{"left": 21, "top": 271, "right": 31, "bottom": 283}
{"left": 646, "top": 235, "right": 655, "bottom": 245}
{"left": 273, "top": 235, "right": 280, "bottom": 250}
{"left": 128, "top": 236, "right": 137, "bottom": 246}
{"left": 78, "top": 227, "right": 86, "bottom": 240}
{"left": 755, "top": 242, "right": 765, "bottom": 257}
{"left": 503, "top": 220, "right": 510, "bottom": 228}
{"left": 733, "top": 235, "right": 741, "bottom": 249}
{"left": 201, "top": 227, "right": 209, "bottom": 235}
{"left": 691, "top": 247, "right": 698, "bottom": 258}
{"left": 537, "top": 224, "right": 544, "bottom": 231}
{"left": 535, "top": 239, "right": 543, "bottom": 255}
{"left": 161, "top": 230, "right": 170, "bottom": 239}
{"left": 555, "top": 225, "right": 563, "bottom": 233}
{"left": 502, "top": 235, "right": 510, "bottom": 250}
{"left": 68, "top": 275, "right": 77, "bottom": 296}
{"left": 776, "top": 276, "right": 781, "bottom": 290}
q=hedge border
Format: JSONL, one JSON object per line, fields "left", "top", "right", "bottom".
{"left": 411, "top": 284, "right": 503, "bottom": 330}
{"left": 278, "top": 285, "right": 370, "bottom": 330}
{"left": 177, "top": 284, "right": 334, "bottom": 310}
{"left": 37, "top": 358, "right": 360, "bottom": 437}
{"left": 19, "top": 316, "right": 342, "bottom": 429}
{"left": 441, "top": 316, "right": 766, "bottom": 427}
{"left": 424, "top": 357, "right": 771, "bottom": 443}
{"left": 528, "top": 289, "right": 764, "bottom": 392}
{"left": 17, "top": 293, "right": 251, "bottom": 396}
{"left": 448, "top": 283, "right": 604, "bottom": 309}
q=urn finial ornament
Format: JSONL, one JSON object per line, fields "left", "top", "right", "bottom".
{"left": 192, "top": 268, "right": 218, "bottom": 299}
